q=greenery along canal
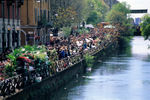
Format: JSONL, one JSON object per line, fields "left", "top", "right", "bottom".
{"left": 45, "top": 36, "right": 150, "bottom": 100}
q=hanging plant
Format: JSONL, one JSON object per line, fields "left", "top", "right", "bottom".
{"left": 84, "top": 54, "right": 94, "bottom": 68}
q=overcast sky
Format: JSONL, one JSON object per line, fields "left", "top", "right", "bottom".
{"left": 118, "top": 0, "right": 150, "bottom": 18}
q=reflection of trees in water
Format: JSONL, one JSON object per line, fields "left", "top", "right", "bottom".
{"left": 118, "top": 37, "right": 132, "bottom": 57}
{"left": 99, "top": 60, "right": 129, "bottom": 75}
{"left": 146, "top": 55, "right": 150, "bottom": 61}
{"left": 119, "top": 45, "right": 132, "bottom": 57}
{"left": 49, "top": 58, "right": 131, "bottom": 100}
{"left": 142, "top": 54, "right": 150, "bottom": 62}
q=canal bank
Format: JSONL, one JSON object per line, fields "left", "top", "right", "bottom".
{"left": 5, "top": 37, "right": 119, "bottom": 100}
{"left": 49, "top": 36, "right": 150, "bottom": 100}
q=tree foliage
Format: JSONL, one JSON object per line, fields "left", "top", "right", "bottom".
{"left": 62, "top": 27, "right": 71, "bottom": 37}
{"left": 51, "top": 0, "right": 131, "bottom": 29}
{"left": 86, "top": 0, "right": 109, "bottom": 25}
{"left": 84, "top": 54, "right": 94, "bottom": 68}
{"left": 106, "top": 2, "right": 134, "bottom": 35}
{"left": 142, "top": 24, "right": 150, "bottom": 40}
{"left": 87, "top": 11, "right": 101, "bottom": 25}
{"left": 140, "top": 14, "right": 150, "bottom": 40}
{"left": 51, "top": 0, "right": 89, "bottom": 28}
{"left": 53, "top": 7, "right": 77, "bottom": 28}
{"left": 51, "top": 0, "right": 110, "bottom": 27}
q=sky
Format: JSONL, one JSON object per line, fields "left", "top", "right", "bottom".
{"left": 118, "top": 0, "right": 150, "bottom": 18}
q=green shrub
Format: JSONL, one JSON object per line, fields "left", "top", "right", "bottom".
{"left": 62, "top": 27, "right": 71, "bottom": 37}
{"left": 34, "top": 52, "right": 47, "bottom": 61}
{"left": 84, "top": 54, "right": 94, "bottom": 68}
{"left": 4, "top": 63, "right": 15, "bottom": 77}
{"left": 79, "top": 28, "right": 89, "bottom": 35}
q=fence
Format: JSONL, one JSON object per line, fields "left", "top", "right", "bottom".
{"left": 0, "top": 35, "right": 118, "bottom": 97}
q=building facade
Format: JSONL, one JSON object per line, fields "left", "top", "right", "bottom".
{"left": 20, "top": 0, "right": 75, "bottom": 45}
{"left": 135, "top": 18, "right": 141, "bottom": 26}
{"left": 20, "top": 0, "right": 51, "bottom": 45}
{"left": 0, "top": 0, "right": 24, "bottom": 53}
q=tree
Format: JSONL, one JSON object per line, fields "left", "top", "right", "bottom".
{"left": 53, "top": 7, "right": 77, "bottom": 28}
{"left": 106, "top": 10, "right": 126, "bottom": 24}
{"left": 106, "top": 2, "right": 133, "bottom": 35}
{"left": 50, "top": 0, "right": 111, "bottom": 29}
{"left": 140, "top": 14, "right": 150, "bottom": 40}
{"left": 142, "top": 24, "right": 150, "bottom": 40}
{"left": 50, "top": 0, "right": 86, "bottom": 28}
{"left": 106, "top": 2, "right": 130, "bottom": 23}
{"left": 62, "top": 27, "right": 71, "bottom": 37}
{"left": 71, "top": 0, "right": 89, "bottom": 23}
{"left": 87, "top": 11, "right": 101, "bottom": 25}
{"left": 86, "top": 0, "right": 109, "bottom": 25}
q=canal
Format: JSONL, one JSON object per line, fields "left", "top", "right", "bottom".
{"left": 49, "top": 36, "right": 150, "bottom": 100}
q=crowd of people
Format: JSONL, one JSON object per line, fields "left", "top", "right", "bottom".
{"left": 0, "top": 27, "right": 119, "bottom": 80}
{"left": 47, "top": 28, "right": 119, "bottom": 60}
{"left": 46, "top": 27, "right": 119, "bottom": 72}
{"left": 0, "top": 27, "right": 119, "bottom": 97}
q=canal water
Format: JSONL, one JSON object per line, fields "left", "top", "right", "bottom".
{"left": 49, "top": 36, "right": 150, "bottom": 100}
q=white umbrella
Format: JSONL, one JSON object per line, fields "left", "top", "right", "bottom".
{"left": 85, "top": 24, "right": 94, "bottom": 28}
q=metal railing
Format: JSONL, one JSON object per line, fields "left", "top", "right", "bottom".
{"left": 0, "top": 36, "right": 118, "bottom": 97}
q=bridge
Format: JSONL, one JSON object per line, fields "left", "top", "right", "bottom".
{"left": 130, "top": 9, "right": 148, "bottom": 14}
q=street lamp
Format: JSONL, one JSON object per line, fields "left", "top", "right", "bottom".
{"left": 7, "top": 25, "right": 11, "bottom": 31}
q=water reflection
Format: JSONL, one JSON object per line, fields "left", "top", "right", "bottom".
{"left": 49, "top": 36, "right": 150, "bottom": 100}
{"left": 132, "top": 36, "right": 150, "bottom": 56}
